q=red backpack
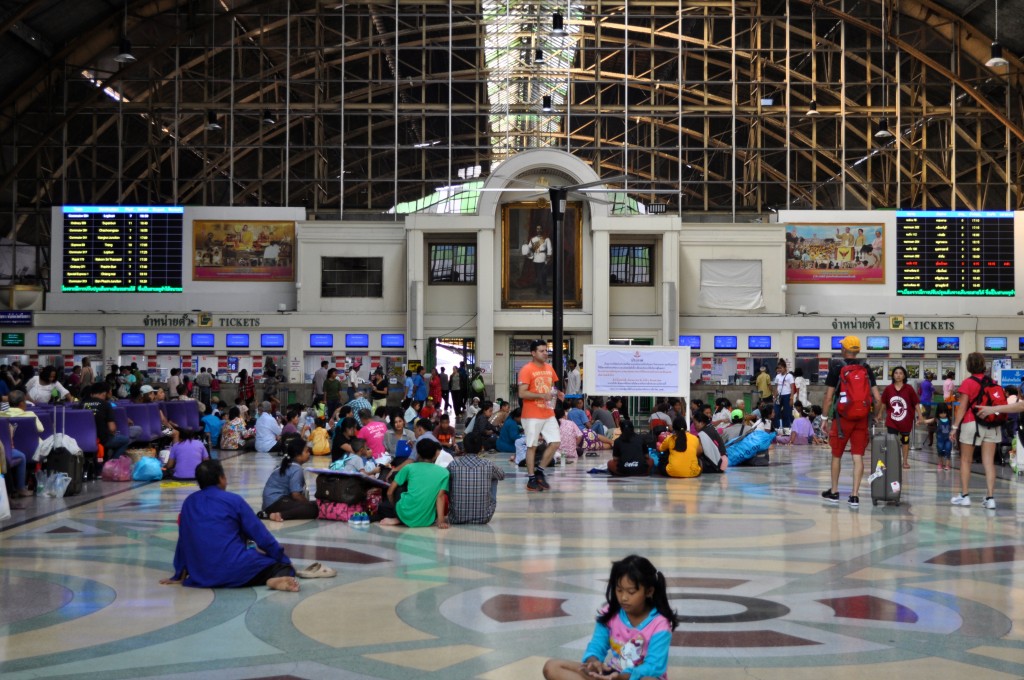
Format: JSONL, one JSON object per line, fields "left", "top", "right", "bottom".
{"left": 969, "top": 376, "right": 1007, "bottom": 426}
{"left": 834, "top": 362, "right": 872, "bottom": 419}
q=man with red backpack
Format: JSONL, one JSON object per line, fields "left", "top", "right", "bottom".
{"left": 821, "top": 335, "right": 882, "bottom": 508}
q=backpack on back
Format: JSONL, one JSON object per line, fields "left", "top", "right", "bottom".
{"left": 969, "top": 376, "right": 1008, "bottom": 426}
{"left": 834, "top": 362, "right": 872, "bottom": 419}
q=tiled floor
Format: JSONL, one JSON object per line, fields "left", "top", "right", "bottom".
{"left": 2, "top": 443, "right": 1023, "bottom": 679}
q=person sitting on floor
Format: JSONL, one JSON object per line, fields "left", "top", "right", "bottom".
{"left": 378, "top": 438, "right": 450, "bottom": 529}
{"left": 254, "top": 401, "right": 283, "bottom": 454}
{"left": 446, "top": 440, "right": 505, "bottom": 524}
{"left": 164, "top": 427, "right": 210, "bottom": 481}
{"left": 159, "top": 459, "right": 332, "bottom": 591}
{"left": 691, "top": 409, "right": 728, "bottom": 472}
{"left": 555, "top": 406, "right": 583, "bottom": 464}
{"left": 658, "top": 416, "right": 703, "bottom": 478}
{"left": 463, "top": 401, "right": 498, "bottom": 453}
{"left": 496, "top": 407, "right": 524, "bottom": 454}
{"left": 258, "top": 437, "right": 319, "bottom": 521}
{"left": 433, "top": 413, "right": 459, "bottom": 453}
{"left": 201, "top": 408, "right": 224, "bottom": 448}
{"left": 332, "top": 437, "right": 380, "bottom": 477}
{"left": 607, "top": 419, "right": 653, "bottom": 476}
{"left": 220, "top": 406, "right": 255, "bottom": 451}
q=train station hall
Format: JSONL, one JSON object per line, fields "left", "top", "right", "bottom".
{"left": 1, "top": 1, "right": 1023, "bottom": 678}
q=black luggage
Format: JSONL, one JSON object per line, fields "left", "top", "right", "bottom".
{"left": 48, "top": 447, "right": 85, "bottom": 497}
{"left": 870, "top": 427, "right": 902, "bottom": 506}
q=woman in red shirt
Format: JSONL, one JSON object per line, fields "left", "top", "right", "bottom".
{"left": 950, "top": 352, "right": 1000, "bottom": 509}
{"left": 875, "top": 366, "right": 920, "bottom": 470}
{"left": 429, "top": 369, "right": 442, "bottom": 409}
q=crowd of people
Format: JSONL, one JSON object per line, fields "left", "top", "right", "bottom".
{"left": 3, "top": 339, "right": 1019, "bottom": 600}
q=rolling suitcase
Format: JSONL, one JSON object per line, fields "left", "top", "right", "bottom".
{"left": 47, "top": 447, "right": 85, "bottom": 496}
{"left": 870, "top": 427, "right": 902, "bottom": 506}
{"left": 46, "top": 408, "right": 85, "bottom": 497}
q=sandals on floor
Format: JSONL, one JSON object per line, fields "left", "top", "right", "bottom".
{"left": 256, "top": 510, "right": 270, "bottom": 519}
{"left": 297, "top": 562, "right": 337, "bottom": 579}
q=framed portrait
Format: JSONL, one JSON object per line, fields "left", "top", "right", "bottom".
{"left": 193, "top": 220, "right": 295, "bottom": 282}
{"left": 502, "top": 201, "right": 582, "bottom": 308}
{"left": 784, "top": 223, "right": 885, "bottom": 284}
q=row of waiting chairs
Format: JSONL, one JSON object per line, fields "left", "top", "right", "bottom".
{"left": 1, "top": 401, "right": 201, "bottom": 469}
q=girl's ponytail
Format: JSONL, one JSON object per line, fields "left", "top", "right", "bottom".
{"left": 278, "top": 451, "right": 292, "bottom": 476}
{"left": 671, "top": 416, "right": 688, "bottom": 451}
{"left": 651, "top": 570, "right": 680, "bottom": 631}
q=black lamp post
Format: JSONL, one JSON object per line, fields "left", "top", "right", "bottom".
{"left": 549, "top": 186, "right": 566, "bottom": 385}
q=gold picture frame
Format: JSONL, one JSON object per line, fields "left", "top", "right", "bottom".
{"left": 501, "top": 201, "right": 583, "bottom": 309}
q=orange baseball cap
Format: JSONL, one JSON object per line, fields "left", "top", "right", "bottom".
{"left": 840, "top": 335, "right": 861, "bottom": 352}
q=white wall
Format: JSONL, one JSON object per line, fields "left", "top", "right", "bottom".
{"left": 779, "top": 209, "right": 1024, "bottom": 316}
{"left": 678, "top": 223, "right": 787, "bottom": 315}
{"left": 48, "top": 206, "right": 305, "bottom": 312}
{"left": 295, "top": 221, "right": 407, "bottom": 319}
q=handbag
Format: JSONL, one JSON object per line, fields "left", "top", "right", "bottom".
{"left": 0, "top": 474, "right": 11, "bottom": 521}
{"left": 471, "top": 376, "right": 485, "bottom": 393}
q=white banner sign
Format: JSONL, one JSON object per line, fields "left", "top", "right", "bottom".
{"left": 582, "top": 345, "right": 690, "bottom": 398}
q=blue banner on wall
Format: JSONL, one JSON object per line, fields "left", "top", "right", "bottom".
{"left": 0, "top": 311, "right": 33, "bottom": 326}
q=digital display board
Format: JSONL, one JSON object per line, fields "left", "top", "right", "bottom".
{"left": 832, "top": 336, "right": 845, "bottom": 350}
{"left": 309, "top": 333, "right": 334, "bottom": 348}
{"left": 156, "top": 333, "right": 180, "bottom": 348}
{"left": 345, "top": 333, "right": 369, "bottom": 348}
{"left": 2, "top": 332, "right": 25, "bottom": 347}
{"left": 796, "top": 336, "right": 820, "bottom": 350}
{"left": 902, "top": 336, "right": 925, "bottom": 351}
{"left": 866, "top": 336, "right": 889, "bottom": 351}
{"left": 226, "top": 333, "right": 250, "bottom": 348}
{"left": 73, "top": 332, "right": 97, "bottom": 347}
{"left": 896, "top": 210, "right": 1014, "bottom": 296}
{"left": 937, "top": 336, "right": 960, "bottom": 351}
{"left": 714, "top": 335, "right": 738, "bottom": 350}
{"left": 678, "top": 335, "right": 701, "bottom": 349}
{"left": 748, "top": 335, "right": 772, "bottom": 350}
{"left": 121, "top": 332, "right": 146, "bottom": 347}
{"left": 61, "top": 205, "right": 184, "bottom": 293}
{"left": 191, "top": 333, "right": 215, "bottom": 348}
{"left": 261, "top": 333, "right": 285, "bottom": 348}
{"left": 381, "top": 333, "right": 406, "bottom": 348}
{"left": 984, "top": 336, "right": 1007, "bottom": 352}
{"left": 37, "top": 332, "right": 61, "bottom": 347}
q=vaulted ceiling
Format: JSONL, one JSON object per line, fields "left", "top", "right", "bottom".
{"left": 1, "top": 0, "right": 1022, "bottom": 253}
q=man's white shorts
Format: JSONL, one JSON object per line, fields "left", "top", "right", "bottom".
{"left": 523, "top": 417, "right": 560, "bottom": 448}
{"left": 959, "top": 420, "right": 1002, "bottom": 445}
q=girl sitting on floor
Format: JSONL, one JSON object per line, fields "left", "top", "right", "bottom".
{"left": 543, "top": 554, "right": 678, "bottom": 680}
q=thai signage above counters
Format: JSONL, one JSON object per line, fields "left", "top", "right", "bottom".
{"left": 830, "top": 316, "right": 957, "bottom": 331}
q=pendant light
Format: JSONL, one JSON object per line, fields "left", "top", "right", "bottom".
{"left": 986, "top": 0, "right": 1009, "bottom": 68}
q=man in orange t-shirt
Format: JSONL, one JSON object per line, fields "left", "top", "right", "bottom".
{"left": 517, "top": 340, "right": 563, "bottom": 492}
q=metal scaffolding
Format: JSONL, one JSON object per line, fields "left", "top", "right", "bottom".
{"left": 0, "top": 0, "right": 1021, "bottom": 272}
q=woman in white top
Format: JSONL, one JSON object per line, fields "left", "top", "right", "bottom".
{"left": 793, "top": 367, "right": 811, "bottom": 407}
{"left": 773, "top": 360, "right": 795, "bottom": 432}
{"left": 25, "top": 366, "right": 72, "bottom": 404}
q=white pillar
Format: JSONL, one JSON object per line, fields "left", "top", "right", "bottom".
{"left": 476, "top": 228, "right": 495, "bottom": 372}
{"left": 661, "top": 229, "right": 680, "bottom": 345}
{"left": 592, "top": 229, "right": 610, "bottom": 344}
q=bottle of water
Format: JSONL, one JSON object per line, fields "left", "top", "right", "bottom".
{"left": 546, "top": 386, "right": 558, "bottom": 410}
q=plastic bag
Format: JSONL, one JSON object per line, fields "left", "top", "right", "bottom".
{"left": 50, "top": 473, "right": 72, "bottom": 499}
{"left": 34, "top": 470, "right": 49, "bottom": 496}
{"left": 132, "top": 456, "right": 163, "bottom": 481}
{"left": 101, "top": 456, "right": 133, "bottom": 482}
{"left": 158, "top": 449, "right": 171, "bottom": 465}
